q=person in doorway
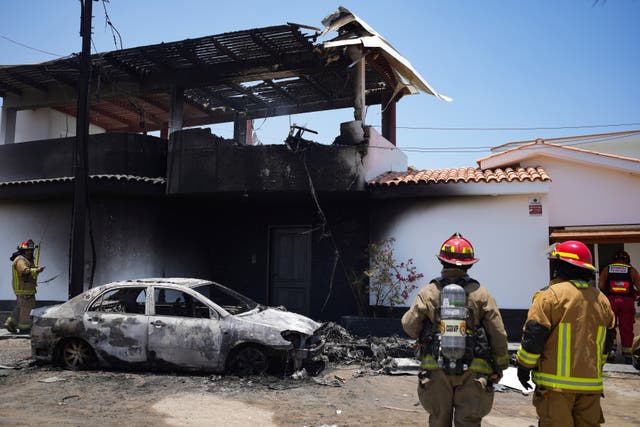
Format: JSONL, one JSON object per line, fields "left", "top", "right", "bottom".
{"left": 598, "top": 250, "right": 640, "bottom": 364}
{"left": 517, "top": 240, "right": 615, "bottom": 427}
{"left": 3, "top": 239, "right": 45, "bottom": 334}
{"left": 402, "top": 232, "right": 509, "bottom": 426}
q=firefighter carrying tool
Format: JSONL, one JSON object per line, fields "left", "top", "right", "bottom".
{"left": 402, "top": 232, "right": 509, "bottom": 427}
{"left": 517, "top": 240, "right": 616, "bottom": 427}
{"left": 3, "top": 239, "right": 45, "bottom": 334}
{"left": 598, "top": 250, "right": 640, "bottom": 364}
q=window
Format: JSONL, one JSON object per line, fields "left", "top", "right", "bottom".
{"left": 154, "top": 287, "right": 210, "bottom": 318}
{"left": 89, "top": 287, "right": 147, "bottom": 314}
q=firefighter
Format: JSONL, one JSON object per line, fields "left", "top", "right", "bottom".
{"left": 598, "top": 250, "right": 640, "bottom": 364}
{"left": 401, "top": 232, "right": 509, "bottom": 427}
{"left": 3, "top": 239, "right": 45, "bottom": 334}
{"left": 517, "top": 240, "right": 615, "bottom": 427}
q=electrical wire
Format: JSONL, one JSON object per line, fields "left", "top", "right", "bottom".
{"left": 101, "top": 0, "right": 123, "bottom": 50}
{"left": 0, "top": 34, "right": 64, "bottom": 58}
{"left": 374, "top": 122, "right": 640, "bottom": 131}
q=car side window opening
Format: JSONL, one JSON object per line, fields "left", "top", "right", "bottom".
{"left": 88, "top": 287, "right": 147, "bottom": 314}
{"left": 154, "top": 288, "right": 210, "bottom": 319}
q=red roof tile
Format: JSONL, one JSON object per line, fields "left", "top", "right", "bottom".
{"left": 369, "top": 166, "right": 551, "bottom": 187}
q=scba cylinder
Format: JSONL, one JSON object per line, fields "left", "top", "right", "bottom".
{"left": 440, "top": 284, "right": 467, "bottom": 361}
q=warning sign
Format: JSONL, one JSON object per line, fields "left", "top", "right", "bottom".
{"left": 529, "top": 197, "right": 542, "bottom": 216}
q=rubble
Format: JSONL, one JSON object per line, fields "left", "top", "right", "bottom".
{"left": 314, "top": 322, "right": 416, "bottom": 374}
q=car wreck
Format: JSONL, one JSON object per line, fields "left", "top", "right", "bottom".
{"left": 30, "top": 278, "right": 325, "bottom": 376}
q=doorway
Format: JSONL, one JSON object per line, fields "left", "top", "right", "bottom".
{"left": 268, "top": 227, "right": 312, "bottom": 315}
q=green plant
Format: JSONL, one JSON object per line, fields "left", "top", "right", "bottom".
{"left": 364, "top": 238, "right": 423, "bottom": 317}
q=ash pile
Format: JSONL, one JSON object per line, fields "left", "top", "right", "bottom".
{"left": 315, "top": 322, "right": 417, "bottom": 374}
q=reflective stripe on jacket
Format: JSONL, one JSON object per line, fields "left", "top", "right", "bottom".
{"left": 517, "top": 279, "right": 615, "bottom": 393}
{"left": 12, "top": 255, "right": 38, "bottom": 295}
{"left": 402, "top": 268, "right": 510, "bottom": 375}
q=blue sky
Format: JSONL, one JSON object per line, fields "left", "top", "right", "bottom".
{"left": 1, "top": 1, "right": 639, "bottom": 169}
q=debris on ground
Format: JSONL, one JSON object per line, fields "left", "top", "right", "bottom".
{"left": 313, "top": 322, "right": 415, "bottom": 374}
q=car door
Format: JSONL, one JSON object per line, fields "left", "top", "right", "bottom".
{"left": 84, "top": 286, "right": 149, "bottom": 364}
{"left": 147, "top": 286, "right": 224, "bottom": 371}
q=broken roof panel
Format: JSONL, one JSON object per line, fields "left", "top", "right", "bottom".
{"left": 321, "top": 7, "right": 452, "bottom": 103}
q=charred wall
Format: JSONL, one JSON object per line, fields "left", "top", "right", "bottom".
{"left": 166, "top": 128, "right": 367, "bottom": 195}
{"left": 158, "top": 195, "right": 369, "bottom": 322}
{"left": 0, "top": 133, "right": 165, "bottom": 182}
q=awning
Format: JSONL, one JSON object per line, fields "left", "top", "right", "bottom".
{"left": 549, "top": 227, "right": 640, "bottom": 244}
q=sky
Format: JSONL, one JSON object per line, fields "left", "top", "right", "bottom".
{"left": 1, "top": 0, "right": 639, "bottom": 170}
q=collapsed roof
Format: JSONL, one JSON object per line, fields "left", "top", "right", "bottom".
{"left": 0, "top": 7, "right": 449, "bottom": 134}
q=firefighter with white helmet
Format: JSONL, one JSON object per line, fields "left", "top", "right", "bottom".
{"left": 3, "top": 239, "right": 45, "bottom": 334}
{"left": 402, "top": 232, "right": 509, "bottom": 426}
{"left": 517, "top": 240, "right": 615, "bottom": 427}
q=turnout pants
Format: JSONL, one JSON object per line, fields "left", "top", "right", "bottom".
{"left": 4, "top": 294, "right": 36, "bottom": 331}
{"left": 533, "top": 387, "right": 603, "bottom": 427}
{"left": 608, "top": 295, "right": 636, "bottom": 356}
{"left": 417, "top": 369, "right": 494, "bottom": 427}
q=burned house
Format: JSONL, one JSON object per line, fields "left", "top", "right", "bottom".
{"left": 0, "top": 8, "right": 450, "bottom": 322}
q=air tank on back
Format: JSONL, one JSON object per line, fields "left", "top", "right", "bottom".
{"left": 439, "top": 283, "right": 467, "bottom": 361}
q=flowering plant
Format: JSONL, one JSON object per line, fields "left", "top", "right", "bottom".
{"left": 364, "top": 238, "right": 423, "bottom": 315}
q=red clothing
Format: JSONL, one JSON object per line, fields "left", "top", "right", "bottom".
{"left": 598, "top": 263, "right": 640, "bottom": 357}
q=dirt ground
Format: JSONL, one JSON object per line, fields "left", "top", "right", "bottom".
{"left": 1, "top": 338, "right": 640, "bottom": 427}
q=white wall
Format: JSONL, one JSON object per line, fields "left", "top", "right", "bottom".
{"left": 362, "top": 127, "right": 407, "bottom": 181}
{"left": 0, "top": 200, "right": 71, "bottom": 301}
{"left": 519, "top": 157, "right": 640, "bottom": 227}
{"left": 372, "top": 193, "right": 550, "bottom": 310}
{"left": 14, "top": 108, "right": 105, "bottom": 142}
{"left": 0, "top": 198, "right": 165, "bottom": 303}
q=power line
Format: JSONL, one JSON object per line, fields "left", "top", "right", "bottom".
{"left": 0, "top": 34, "right": 64, "bottom": 58}
{"left": 383, "top": 122, "right": 640, "bottom": 131}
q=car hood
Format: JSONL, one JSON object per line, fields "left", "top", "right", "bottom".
{"left": 238, "top": 308, "right": 322, "bottom": 335}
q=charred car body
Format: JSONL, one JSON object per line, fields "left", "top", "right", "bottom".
{"left": 30, "top": 278, "right": 324, "bottom": 375}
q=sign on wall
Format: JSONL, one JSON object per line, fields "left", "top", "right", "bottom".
{"left": 529, "top": 197, "right": 543, "bottom": 216}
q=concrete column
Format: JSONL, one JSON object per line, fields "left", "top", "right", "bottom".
{"left": 0, "top": 106, "right": 17, "bottom": 144}
{"left": 168, "top": 86, "right": 184, "bottom": 136}
{"left": 347, "top": 46, "right": 366, "bottom": 122}
{"left": 234, "top": 111, "right": 247, "bottom": 145}
{"left": 381, "top": 92, "right": 397, "bottom": 146}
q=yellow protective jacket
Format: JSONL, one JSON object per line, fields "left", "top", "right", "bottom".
{"left": 517, "top": 279, "right": 615, "bottom": 393}
{"left": 402, "top": 268, "right": 510, "bottom": 375}
{"left": 12, "top": 254, "right": 39, "bottom": 296}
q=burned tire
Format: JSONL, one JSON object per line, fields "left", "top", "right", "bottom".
{"left": 227, "top": 345, "right": 269, "bottom": 376}
{"left": 60, "top": 339, "right": 96, "bottom": 370}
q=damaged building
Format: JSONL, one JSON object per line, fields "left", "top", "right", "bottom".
{"left": 0, "top": 7, "right": 450, "bottom": 323}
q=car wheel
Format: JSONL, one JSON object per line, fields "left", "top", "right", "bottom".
{"left": 227, "top": 346, "right": 269, "bottom": 376}
{"left": 60, "top": 339, "right": 96, "bottom": 370}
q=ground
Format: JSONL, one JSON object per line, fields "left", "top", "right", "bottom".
{"left": 1, "top": 337, "right": 640, "bottom": 427}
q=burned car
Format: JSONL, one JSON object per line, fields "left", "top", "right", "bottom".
{"left": 30, "top": 278, "right": 324, "bottom": 375}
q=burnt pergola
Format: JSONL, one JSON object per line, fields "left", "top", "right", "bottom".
{"left": 0, "top": 8, "right": 450, "bottom": 145}
{"left": 0, "top": 24, "right": 398, "bottom": 137}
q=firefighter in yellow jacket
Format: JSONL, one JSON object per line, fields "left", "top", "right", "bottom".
{"left": 3, "top": 239, "right": 45, "bottom": 333}
{"left": 517, "top": 240, "right": 615, "bottom": 427}
{"left": 402, "top": 233, "right": 510, "bottom": 427}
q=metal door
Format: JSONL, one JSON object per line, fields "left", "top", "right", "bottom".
{"left": 269, "top": 227, "right": 311, "bottom": 315}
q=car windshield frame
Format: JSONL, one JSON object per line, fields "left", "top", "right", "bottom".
{"left": 192, "top": 282, "right": 259, "bottom": 315}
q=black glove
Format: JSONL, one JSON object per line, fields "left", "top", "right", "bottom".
{"left": 517, "top": 366, "right": 532, "bottom": 390}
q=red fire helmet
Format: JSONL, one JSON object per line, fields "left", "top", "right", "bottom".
{"left": 548, "top": 240, "right": 595, "bottom": 271}
{"left": 437, "top": 232, "right": 478, "bottom": 266}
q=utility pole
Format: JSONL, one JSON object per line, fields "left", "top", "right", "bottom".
{"left": 69, "top": 0, "right": 93, "bottom": 298}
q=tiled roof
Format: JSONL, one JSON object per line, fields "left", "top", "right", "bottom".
{"left": 0, "top": 175, "right": 166, "bottom": 187}
{"left": 369, "top": 166, "right": 550, "bottom": 187}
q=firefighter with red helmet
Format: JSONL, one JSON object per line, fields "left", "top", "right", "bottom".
{"left": 598, "top": 250, "right": 640, "bottom": 364}
{"left": 517, "top": 240, "right": 615, "bottom": 427}
{"left": 402, "top": 233, "right": 509, "bottom": 426}
{"left": 3, "top": 239, "right": 45, "bottom": 334}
